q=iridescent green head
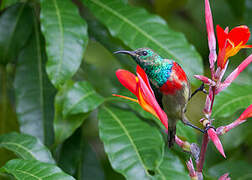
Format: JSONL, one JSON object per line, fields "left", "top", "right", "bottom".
{"left": 114, "top": 48, "right": 163, "bottom": 69}
{"left": 114, "top": 48, "right": 173, "bottom": 87}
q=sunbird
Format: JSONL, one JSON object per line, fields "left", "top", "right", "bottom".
{"left": 115, "top": 48, "right": 204, "bottom": 147}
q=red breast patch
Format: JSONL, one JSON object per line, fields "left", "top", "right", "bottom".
{"left": 159, "top": 62, "right": 188, "bottom": 95}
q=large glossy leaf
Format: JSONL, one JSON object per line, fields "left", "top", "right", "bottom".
{"left": 0, "top": 0, "right": 18, "bottom": 10}
{"left": 58, "top": 129, "right": 82, "bottom": 176}
{"left": 208, "top": 160, "right": 252, "bottom": 180}
{"left": 155, "top": 149, "right": 190, "bottom": 180}
{"left": 58, "top": 128, "right": 105, "bottom": 179}
{"left": 0, "top": 3, "right": 33, "bottom": 65}
{"left": 62, "top": 81, "right": 104, "bottom": 118}
{"left": 176, "top": 121, "right": 197, "bottom": 143}
{"left": 221, "top": 118, "right": 252, "bottom": 150}
{"left": 14, "top": 12, "right": 56, "bottom": 146}
{"left": 0, "top": 159, "right": 75, "bottom": 180}
{"left": 226, "top": 0, "right": 245, "bottom": 19}
{"left": 0, "top": 132, "right": 55, "bottom": 164}
{"left": 40, "top": 0, "right": 88, "bottom": 88}
{"left": 98, "top": 106, "right": 164, "bottom": 179}
{"left": 54, "top": 81, "right": 104, "bottom": 144}
{"left": 85, "top": 15, "right": 135, "bottom": 72}
{"left": 80, "top": 143, "right": 105, "bottom": 180}
{"left": 212, "top": 83, "right": 252, "bottom": 118}
{"left": 82, "top": 0, "right": 203, "bottom": 85}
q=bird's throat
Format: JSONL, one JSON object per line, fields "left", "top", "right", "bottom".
{"left": 144, "top": 61, "right": 173, "bottom": 87}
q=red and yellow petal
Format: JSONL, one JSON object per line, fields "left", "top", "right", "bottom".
{"left": 115, "top": 67, "right": 168, "bottom": 129}
{"left": 136, "top": 65, "right": 155, "bottom": 96}
{"left": 216, "top": 25, "right": 228, "bottom": 50}
{"left": 137, "top": 73, "right": 168, "bottom": 129}
{"left": 228, "top": 25, "right": 251, "bottom": 46}
{"left": 116, "top": 69, "right": 137, "bottom": 95}
{"left": 216, "top": 25, "right": 252, "bottom": 69}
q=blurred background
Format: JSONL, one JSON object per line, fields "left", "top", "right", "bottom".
{"left": 0, "top": 0, "right": 252, "bottom": 179}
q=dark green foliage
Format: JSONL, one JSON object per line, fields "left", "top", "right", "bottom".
{"left": 213, "top": 83, "right": 252, "bottom": 118}
{"left": 0, "top": 3, "right": 33, "bottom": 65}
{"left": 0, "top": 0, "right": 251, "bottom": 179}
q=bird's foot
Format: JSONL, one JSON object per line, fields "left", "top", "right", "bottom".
{"left": 184, "top": 121, "right": 205, "bottom": 133}
{"left": 189, "top": 83, "right": 208, "bottom": 101}
{"left": 204, "top": 123, "right": 216, "bottom": 133}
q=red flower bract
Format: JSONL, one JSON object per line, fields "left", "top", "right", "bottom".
{"left": 239, "top": 104, "right": 252, "bottom": 121}
{"left": 217, "top": 25, "right": 252, "bottom": 69}
{"left": 207, "top": 128, "right": 226, "bottom": 158}
{"left": 114, "top": 65, "right": 168, "bottom": 129}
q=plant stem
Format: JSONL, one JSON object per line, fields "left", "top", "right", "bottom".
{"left": 196, "top": 85, "right": 216, "bottom": 176}
{"left": 196, "top": 133, "right": 209, "bottom": 173}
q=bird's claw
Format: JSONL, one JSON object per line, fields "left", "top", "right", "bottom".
{"left": 204, "top": 124, "right": 216, "bottom": 133}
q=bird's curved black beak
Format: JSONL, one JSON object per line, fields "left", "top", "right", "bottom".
{"left": 114, "top": 50, "right": 136, "bottom": 57}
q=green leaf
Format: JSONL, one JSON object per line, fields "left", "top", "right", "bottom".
{"left": 225, "top": 0, "right": 245, "bottom": 19}
{"left": 0, "top": 159, "right": 75, "bottom": 180}
{"left": 208, "top": 160, "right": 252, "bottom": 180}
{"left": 176, "top": 121, "right": 197, "bottom": 143}
{"left": 0, "top": 132, "right": 55, "bottom": 164}
{"left": 0, "top": 0, "right": 19, "bottom": 10}
{"left": 98, "top": 106, "right": 164, "bottom": 179}
{"left": 40, "top": 0, "right": 88, "bottom": 88}
{"left": 221, "top": 120, "right": 252, "bottom": 150}
{"left": 212, "top": 83, "right": 252, "bottom": 118}
{"left": 155, "top": 149, "right": 190, "bottom": 180}
{"left": 54, "top": 81, "right": 104, "bottom": 144}
{"left": 58, "top": 129, "right": 82, "bottom": 176}
{"left": 85, "top": 16, "right": 135, "bottom": 72}
{"left": 63, "top": 81, "right": 104, "bottom": 118}
{"left": 58, "top": 129, "right": 105, "bottom": 179}
{"left": 0, "top": 3, "right": 33, "bottom": 65}
{"left": 80, "top": 143, "right": 105, "bottom": 180}
{"left": 14, "top": 11, "right": 56, "bottom": 146}
{"left": 82, "top": 0, "right": 203, "bottom": 85}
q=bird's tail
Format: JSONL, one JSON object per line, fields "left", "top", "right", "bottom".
{"left": 168, "top": 125, "right": 176, "bottom": 148}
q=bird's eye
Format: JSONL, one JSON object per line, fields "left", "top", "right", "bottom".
{"left": 142, "top": 51, "right": 148, "bottom": 56}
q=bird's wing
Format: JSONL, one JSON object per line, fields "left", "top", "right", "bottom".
{"left": 150, "top": 82, "right": 163, "bottom": 109}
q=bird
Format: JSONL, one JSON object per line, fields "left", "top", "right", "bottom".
{"left": 115, "top": 48, "right": 203, "bottom": 147}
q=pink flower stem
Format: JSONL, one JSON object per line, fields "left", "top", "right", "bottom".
{"left": 217, "top": 119, "right": 246, "bottom": 135}
{"left": 186, "top": 158, "right": 198, "bottom": 179}
{"left": 197, "top": 86, "right": 216, "bottom": 174}
{"left": 196, "top": 133, "right": 209, "bottom": 174}
{"left": 175, "top": 135, "right": 185, "bottom": 148}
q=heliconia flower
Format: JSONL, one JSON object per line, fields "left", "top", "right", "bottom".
{"left": 216, "top": 25, "right": 252, "bottom": 69}
{"left": 186, "top": 158, "right": 197, "bottom": 180}
{"left": 205, "top": 0, "right": 217, "bottom": 72}
{"left": 194, "top": 75, "right": 216, "bottom": 86}
{"left": 207, "top": 128, "right": 226, "bottom": 158}
{"left": 114, "top": 65, "right": 168, "bottom": 129}
{"left": 216, "top": 54, "right": 252, "bottom": 94}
